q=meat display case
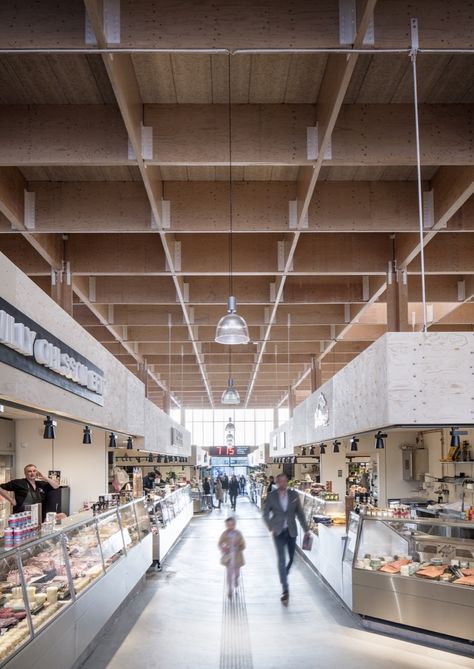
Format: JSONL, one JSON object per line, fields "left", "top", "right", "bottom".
{"left": 0, "top": 497, "right": 152, "bottom": 669}
{"left": 345, "top": 513, "right": 474, "bottom": 641}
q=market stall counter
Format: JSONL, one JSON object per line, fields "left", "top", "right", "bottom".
{"left": 148, "top": 485, "right": 193, "bottom": 564}
{"left": 0, "top": 497, "right": 152, "bottom": 669}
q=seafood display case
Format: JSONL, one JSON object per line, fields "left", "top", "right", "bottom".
{"left": 347, "top": 513, "right": 474, "bottom": 640}
{"left": 0, "top": 498, "right": 152, "bottom": 669}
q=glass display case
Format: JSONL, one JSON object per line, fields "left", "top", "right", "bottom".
{"left": 147, "top": 486, "right": 193, "bottom": 564}
{"left": 296, "top": 491, "right": 346, "bottom": 533}
{"left": 349, "top": 513, "right": 474, "bottom": 640}
{"left": 0, "top": 497, "right": 152, "bottom": 667}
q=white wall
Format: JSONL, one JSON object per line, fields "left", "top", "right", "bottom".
{"left": 0, "top": 419, "right": 15, "bottom": 452}
{"left": 15, "top": 418, "right": 107, "bottom": 513}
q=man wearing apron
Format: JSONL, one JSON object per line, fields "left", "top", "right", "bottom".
{"left": 1, "top": 464, "right": 60, "bottom": 519}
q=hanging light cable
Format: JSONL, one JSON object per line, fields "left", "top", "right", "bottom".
{"left": 410, "top": 20, "right": 428, "bottom": 332}
{"left": 215, "top": 54, "right": 249, "bottom": 345}
{"left": 287, "top": 314, "right": 291, "bottom": 414}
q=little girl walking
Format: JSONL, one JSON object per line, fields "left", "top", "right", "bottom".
{"left": 218, "top": 517, "right": 246, "bottom": 598}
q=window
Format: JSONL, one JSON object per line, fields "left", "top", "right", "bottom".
{"left": 185, "top": 408, "right": 275, "bottom": 447}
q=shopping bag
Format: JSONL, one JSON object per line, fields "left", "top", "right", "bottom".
{"left": 302, "top": 532, "right": 313, "bottom": 551}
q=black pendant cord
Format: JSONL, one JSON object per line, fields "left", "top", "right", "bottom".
{"left": 228, "top": 52, "right": 233, "bottom": 299}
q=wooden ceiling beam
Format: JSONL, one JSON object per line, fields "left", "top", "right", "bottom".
{"left": 1, "top": 104, "right": 472, "bottom": 167}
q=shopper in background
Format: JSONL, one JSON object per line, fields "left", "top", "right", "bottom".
{"left": 1, "top": 464, "right": 60, "bottom": 515}
{"left": 239, "top": 475, "right": 246, "bottom": 495}
{"left": 142, "top": 471, "right": 156, "bottom": 491}
{"left": 229, "top": 475, "right": 239, "bottom": 512}
{"left": 266, "top": 476, "right": 276, "bottom": 495}
{"left": 202, "top": 477, "right": 213, "bottom": 510}
{"left": 218, "top": 516, "right": 246, "bottom": 598}
{"left": 215, "top": 477, "right": 224, "bottom": 509}
{"left": 263, "top": 472, "right": 310, "bottom": 602}
{"left": 222, "top": 473, "right": 229, "bottom": 504}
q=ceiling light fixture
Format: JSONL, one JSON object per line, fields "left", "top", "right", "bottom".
{"left": 350, "top": 436, "right": 359, "bottom": 452}
{"left": 450, "top": 426, "right": 467, "bottom": 448}
{"left": 43, "top": 416, "right": 56, "bottom": 440}
{"left": 301, "top": 447, "right": 307, "bottom": 456}
{"left": 309, "top": 445, "right": 315, "bottom": 456}
{"left": 225, "top": 416, "right": 235, "bottom": 433}
{"left": 319, "top": 443, "right": 326, "bottom": 455}
{"left": 126, "top": 436, "right": 134, "bottom": 450}
{"left": 82, "top": 425, "right": 92, "bottom": 445}
{"left": 333, "top": 440, "right": 341, "bottom": 454}
{"left": 221, "top": 349, "right": 240, "bottom": 405}
{"left": 108, "top": 432, "right": 117, "bottom": 449}
{"left": 375, "top": 431, "right": 387, "bottom": 450}
{"left": 148, "top": 452, "right": 154, "bottom": 463}
{"left": 215, "top": 55, "right": 249, "bottom": 346}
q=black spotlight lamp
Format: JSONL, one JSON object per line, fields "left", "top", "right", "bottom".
{"left": 350, "top": 436, "right": 359, "bottom": 452}
{"left": 164, "top": 455, "right": 169, "bottom": 464}
{"left": 309, "top": 445, "right": 315, "bottom": 456}
{"left": 157, "top": 454, "right": 162, "bottom": 463}
{"left": 83, "top": 425, "right": 92, "bottom": 445}
{"left": 333, "top": 440, "right": 341, "bottom": 454}
{"left": 301, "top": 447, "right": 307, "bottom": 456}
{"left": 108, "top": 432, "right": 117, "bottom": 449}
{"left": 43, "top": 416, "right": 56, "bottom": 440}
{"left": 375, "top": 431, "right": 387, "bottom": 450}
{"left": 126, "top": 436, "right": 134, "bottom": 450}
{"left": 148, "top": 452, "right": 154, "bottom": 463}
{"left": 319, "top": 443, "right": 326, "bottom": 455}
{"left": 450, "top": 426, "right": 467, "bottom": 448}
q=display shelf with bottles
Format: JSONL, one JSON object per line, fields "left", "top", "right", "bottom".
{"left": 0, "top": 498, "right": 152, "bottom": 669}
{"left": 347, "top": 513, "right": 474, "bottom": 640}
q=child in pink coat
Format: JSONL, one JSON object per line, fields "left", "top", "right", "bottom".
{"left": 218, "top": 517, "right": 246, "bottom": 598}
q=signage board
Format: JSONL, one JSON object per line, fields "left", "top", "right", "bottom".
{"left": 0, "top": 297, "right": 104, "bottom": 405}
{"left": 208, "top": 446, "right": 249, "bottom": 457}
{"left": 170, "top": 427, "right": 184, "bottom": 449}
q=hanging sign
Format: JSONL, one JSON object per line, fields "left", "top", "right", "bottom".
{"left": 0, "top": 297, "right": 104, "bottom": 405}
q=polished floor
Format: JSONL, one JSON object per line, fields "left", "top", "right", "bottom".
{"left": 80, "top": 498, "right": 473, "bottom": 669}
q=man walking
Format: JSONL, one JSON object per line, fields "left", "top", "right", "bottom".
{"left": 263, "top": 473, "right": 310, "bottom": 602}
{"left": 222, "top": 473, "right": 229, "bottom": 504}
{"left": 229, "top": 474, "right": 239, "bottom": 512}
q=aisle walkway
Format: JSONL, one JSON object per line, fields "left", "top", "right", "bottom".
{"left": 81, "top": 498, "right": 472, "bottom": 669}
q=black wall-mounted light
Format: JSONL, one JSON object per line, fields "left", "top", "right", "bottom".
{"left": 301, "top": 447, "right": 307, "bottom": 456}
{"left": 164, "top": 455, "right": 169, "bottom": 464}
{"left": 126, "top": 436, "right": 133, "bottom": 450}
{"left": 147, "top": 452, "right": 154, "bottom": 462}
{"left": 309, "top": 445, "right": 315, "bottom": 456}
{"left": 333, "top": 440, "right": 341, "bottom": 454}
{"left": 319, "top": 443, "right": 326, "bottom": 455}
{"left": 157, "top": 454, "right": 162, "bottom": 463}
{"left": 450, "top": 426, "right": 467, "bottom": 448}
{"left": 375, "top": 431, "right": 387, "bottom": 450}
{"left": 108, "top": 433, "right": 117, "bottom": 449}
{"left": 83, "top": 425, "right": 92, "bottom": 445}
{"left": 43, "top": 416, "right": 56, "bottom": 440}
{"left": 350, "top": 436, "right": 359, "bottom": 452}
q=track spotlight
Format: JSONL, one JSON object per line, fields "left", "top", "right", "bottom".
{"left": 148, "top": 452, "right": 154, "bottom": 462}
{"left": 43, "top": 416, "right": 56, "bottom": 440}
{"left": 126, "top": 436, "right": 133, "bottom": 450}
{"left": 350, "top": 436, "right": 359, "bottom": 452}
{"left": 319, "top": 443, "right": 326, "bottom": 455}
{"left": 108, "top": 432, "right": 117, "bottom": 449}
{"left": 309, "top": 445, "right": 315, "bottom": 456}
{"left": 375, "top": 431, "right": 387, "bottom": 450}
{"left": 157, "top": 454, "right": 162, "bottom": 463}
{"left": 164, "top": 455, "right": 169, "bottom": 464}
{"left": 301, "top": 447, "right": 307, "bottom": 456}
{"left": 333, "top": 440, "right": 341, "bottom": 454}
{"left": 82, "top": 425, "right": 92, "bottom": 445}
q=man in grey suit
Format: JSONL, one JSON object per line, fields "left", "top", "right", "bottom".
{"left": 263, "top": 472, "right": 310, "bottom": 601}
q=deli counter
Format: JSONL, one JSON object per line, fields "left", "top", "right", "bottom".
{"left": 147, "top": 486, "right": 193, "bottom": 564}
{"left": 0, "top": 498, "right": 152, "bottom": 669}
{"left": 295, "top": 491, "right": 474, "bottom": 642}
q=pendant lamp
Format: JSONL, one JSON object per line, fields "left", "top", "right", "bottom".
{"left": 215, "top": 55, "right": 249, "bottom": 346}
{"left": 221, "top": 347, "right": 240, "bottom": 405}
{"left": 225, "top": 416, "right": 235, "bottom": 433}
{"left": 333, "top": 440, "right": 341, "bottom": 454}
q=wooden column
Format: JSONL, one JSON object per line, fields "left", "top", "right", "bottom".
{"left": 310, "top": 355, "right": 322, "bottom": 393}
{"left": 386, "top": 269, "right": 409, "bottom": 332}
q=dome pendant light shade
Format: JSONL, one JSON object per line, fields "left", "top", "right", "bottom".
{"left": 215, "top": 296, "right": 250, "bottom": 345}
{"left": 225, "top": 417, "right": 235, "bottom": 433}
{"left": 43, "top": 416, "right": 56, "bottom": 440}
{"left": 221, "top": 377, "right": 240, "bottom": 405}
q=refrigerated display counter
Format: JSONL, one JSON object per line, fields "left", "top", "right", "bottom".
{"left": 344, "top": 513, "right": 474, "bottom": 641}
{"left": 0, "top": 498, "right": 152, "bottom": 669}
{"left": 148, "top": 486, "right": 193, "bottom": 564}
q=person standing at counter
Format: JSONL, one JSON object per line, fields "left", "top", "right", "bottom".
{"left": 1, "top": 464, "right": 60, "bottom": 515}
{"left": 143, "top": 471, "right": 156, "bottom": 491}
{"left": 263, "top": 473, "right": 310, "bottom": 602}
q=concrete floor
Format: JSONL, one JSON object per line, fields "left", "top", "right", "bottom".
{"left": 80, "top": 498, "right": 473, "bottom": 669}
